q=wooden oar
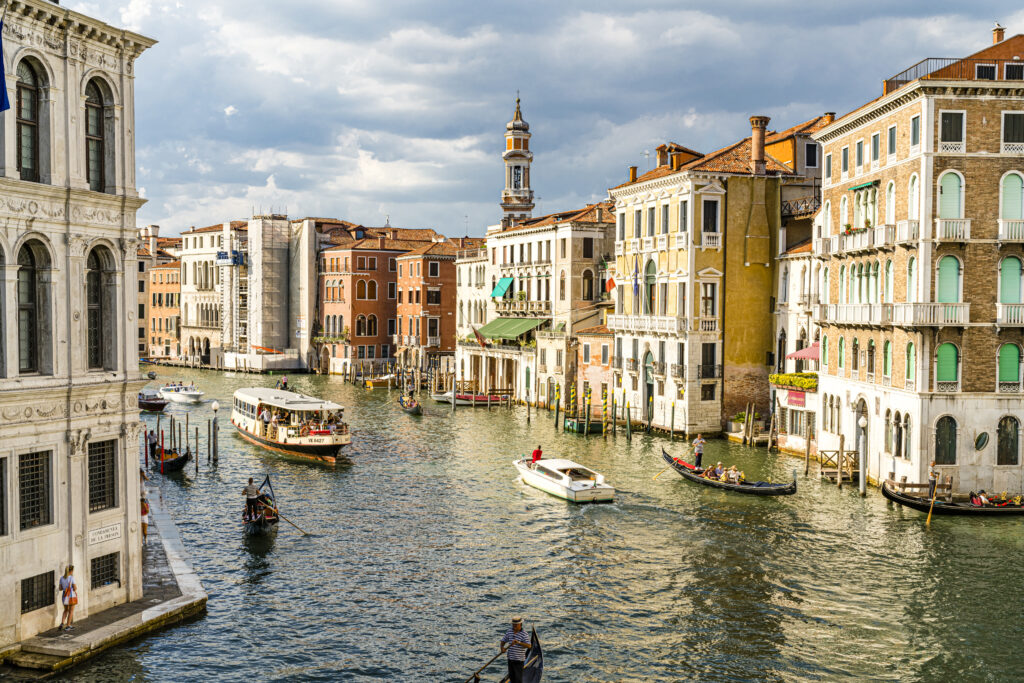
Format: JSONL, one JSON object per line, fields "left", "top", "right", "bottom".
{"left": 925, "top": 481, "right": 939, "bottom": 526}
{"left": 463, "top": 650, "right": 503, "bottom": 683}
{"left": 654, "top": 447, "right": 692, "bottom": 480}
{"left": 259, "top": 501, "right": 310, "bottom": 536}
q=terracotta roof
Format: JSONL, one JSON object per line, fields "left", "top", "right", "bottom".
{"left": 152, "top": 260, "right": 181, "bottom": 269}
{"left": 398, "top": 241, "right": 460, "bottom": 258}
{"left": 157, "top": 237, "right": 182, "bottom": 246}
{"left": 656, "top": 142, "right": 703, "bottom": 157}
{"left": 765, "top": 115, "right": 833, "bottom": 143}
{"left": 184, "top": 220, "right": 248, "bottom": 234}
{"left": 322, "top": 237, "right": 430, "bottom": 253}
{"left": 576, "top": 324, "right": 611, "bottom": 336}
{"left": 783, "top": 239, "right": 813, "bottom": 255}
{"left": 504, "top": 201, "right": 615, "bottom": 232}
{"left": 138, "top": 245, "right": 151, "bottom": 257}
{"left": 681, "top": 137, "right": 792, "bottom": 175}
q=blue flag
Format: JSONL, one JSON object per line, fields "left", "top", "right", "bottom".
{"left": 632, "top": 255, "right": 639, "bottom": 297}
{"left": 0, "top": 21, "right": 8, "bottom": 113}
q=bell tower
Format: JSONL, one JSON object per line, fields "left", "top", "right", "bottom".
{"left": 501, "top": 97, "right": 534, "bottom": 227}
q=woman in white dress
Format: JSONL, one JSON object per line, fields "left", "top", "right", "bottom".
{"left": 59, "top": 565, "right": 77, "bottom": 631}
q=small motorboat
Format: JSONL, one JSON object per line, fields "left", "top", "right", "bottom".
{"left": 138, "top": 389, "right": 169, "bottom": 412}
{"left": 660, "top": 448, "right": 796, "bottom": 496}
{"left": 159, "top": 383, "right": 205, "bottom": 404}
{"left": 563, "top": 416, "right": 602, "bottom": 434}
{"left": 514, "top": 457, "right": 615, "bottom": 503}
{"left": 147, "top": 370, "right": 157, "bottom": 380}
{"left": 364, "top": 375, "right": 395, "bottom": 389}
{"left": 244, "top": 476, "right": 280, "bottom": 535}
{"left": 398, "top": 396, "right": 422, "bottom": 416}
{"left": 431, "top": 390, "right": 504, "bottom": 406}
{"left": 881, "top": 479, "right": 1024, "bottom": 516}
{"left": 151, "top": 447, "right": 191, "bottom": 473}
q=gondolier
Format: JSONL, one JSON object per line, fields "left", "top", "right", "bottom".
{"left": 243, "top": 478, "right": 260, "bottom": 517}
{"left": 500, "top": 616, "right": 531, "bottom": 683}
{"left": 927, "top": 461, "right": 938, "bottom": 499}
{"left": 691, "top": 434, "right": 706, "bottom": 468}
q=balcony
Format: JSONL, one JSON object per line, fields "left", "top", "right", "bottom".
{"left": 642, "top": 236, "right": 655, "bottom": 252}
{"left": 606, "top": 314, "right": 687, "bottom": 335}
{"left": 892, "top": 302, "right": 969, "bottom": 326}
{"left": 626, "top": 358, "right": 639, "bottom": 372}
{"left": 697, "top": 364, "right": 722, "bottom": 379}
{"left": 938, "top": 140, "right": 965, "bottom": 154}
{"left": 392, "top": 335, "right": 402, "bottom": 346}
{"left": 997, "top": 303, "right": 1024, "bottom": 326}
{"left": 656, "top": 234, "right": 669, "bottom": 251}
{"left": 627, "top": 238, "right": 640, "bottom": 253}
{"left": 1002, "top": 141, "right": 1024, "bottom": 154}
{"left": 934, "top": 218, "right": 970, "bottom": 241}
{"left": 527, "top": 301, "right": 552, "bottom": 315}
{"left": 534, "top": 257, "right": 551, "bottom": 266}
{"left": 671, "top": 363, "right": 685, "bottom": 379}
{"left": 615, "top": 241, "right": 625, "bottom": 256}
{"left": 495, "top": 299, "right": 550, "bottom": 316}
{"left": 553, "top": 366, "right": 563, "bottom": 375}
{"left": 673, "top": 232, "right": 690, "bottom": 249}
{"left": 701, "top": 232, "right": 722, "bottom": 249}
{"left": 652, "top": 361, "right": 667, "bottom": 376}
{"left": 896, "top": 220, "right": 919, "bottom": 244}
{"left": 874, "top": 224, "right": 896, "bottom": 248}
{"left": 882, "top": 375, "right": 892, "bottom": 387}
{"left": 538, "top": 364, "right": 547, "bottom": 374}
{"left": 998, "top": 219, "right": 1024, "bottom": 242}
{"left": 822, "top": 303, "right": 893, "bottom": 326}
{"left": 884, "top": 57, "right": 1024, "bottom": 94}
{"left": 813, "top": 237, "right": 834, "bottom": 258}
{"left": 905, "top": 377, "right": 916, "bottom": 392}
{"left": 427, "top": 336, "right": 441, "bottom": 347}
{"left": 839, "top": 228, "right": 874, "bottom": 253}
{"left": 697, "top": 318, "right": 718, "bottom": 332}
{"left": 612, "top": 355, "right": 623, "bottom": 370}
{"left": 782, "top": 195, "right": 821, "bottom": 218}
{"left": 935, "top": 381, "right": 960, "bottom": 393}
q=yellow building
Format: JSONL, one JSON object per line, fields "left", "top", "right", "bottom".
{"left": 609, "top": 115, "right": 828, "bottom": 432}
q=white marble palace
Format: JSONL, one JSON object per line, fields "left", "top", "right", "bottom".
{"left": 0, "top": 0, "right": 155, "bottom": 647}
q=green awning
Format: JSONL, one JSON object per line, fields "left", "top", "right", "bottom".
{"left": 848, "top": 180, "right": 879, "bottom": 191}
{"left": 490, "top": 277, "right": 513, "bottom": 298}
{"left": 477, "top": 317, "right": 545, "bottom": 340}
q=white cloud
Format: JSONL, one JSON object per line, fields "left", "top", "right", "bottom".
{"left": 224, "top": 105, "right": 238, "bottom": 117}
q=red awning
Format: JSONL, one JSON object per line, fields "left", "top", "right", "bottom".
{"left": 785, "top": 342, "right": 819, "bottom": 361}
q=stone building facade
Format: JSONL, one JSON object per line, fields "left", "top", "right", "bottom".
{"left": 179, "top": 221, "right": 246, "bottom": 364}
{"left": 148, "top": 261, "right": 181, "bottom": 359}
{"left": 0, "top": 0, "right": 154, "bottom": 647}
{"left": 813, "top": 27, "right": 1024, "bottom": 493}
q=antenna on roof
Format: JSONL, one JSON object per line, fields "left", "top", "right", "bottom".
{"left": 464, "top": 214, "right": 469, "bottom": 237}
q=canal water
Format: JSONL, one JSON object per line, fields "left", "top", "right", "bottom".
{"left": 69, "top": 367, "right": 1024, "bottom": 681}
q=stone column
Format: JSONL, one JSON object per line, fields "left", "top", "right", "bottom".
{"left": 67, "top": 237, "right": 89, "bottom": 377}
{"left": 0, "top": 68, "right": 15, "bottom": 179}
{"left": 3, "top": 265, "right": 18, "bottom": 378}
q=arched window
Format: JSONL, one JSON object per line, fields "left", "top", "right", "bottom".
{"left": 644, "top": 260, "right": 657, "bottom": 315}
{"left": 823, "top": 200, "right": 831, "bottom": 236}
{"left": 840, "top": 196, "right": 848, "bottom": 228}
{"left": 458, "top": 302, "right": 464, "bottom": 327}
{"left": 18, "top": 245, "right": 40, "bottom": 372}
{"left": 884, "top": 260, "right": 893, "bottom": 303}
{"left": 1000, "top": 256, "right": 1022, "bottom": 305}
{"left": 559, "top": 271, "right": 566, "bottom": 301}
{"left": 776, "top": 331, "right": 787, "bottom": 373}
{"left": 998, "top": 343, "right": 1021, "bottom": 390}
{"left": 367, "top": 315, "right": 378, "bottom": 336}
{"left": 935, "top": 416, "right": 957, "bottom": 464}
{"left": 356, "top": 280, "right": 367, "bottom": 300}
{"left": 885, "top": 409, "right": 893, "bottom": 453}
{"left": 893, "top": 411, "right": 903, "bottom": 458}
{"left": 1002, "top": 172, "right": 1024, "bottom": 221}
{"left": 903, "top": 414, "right": 912, "bottom": 459}
{"left": 85, "top": 80, "right": 108, "bottom": 193}
{"left": 838, "top": 336, "right": 845, "bottom": 370}
{"left": 883, "top": 340, "right": 892, "bottom": 378}
{"left": 582, "top": 269, "right": 594, "bottom": 301}
{"left": 885, "top": 181, "right": 896, "bottom": 225}
{"left": 998, "top": 416, "right": 1020, "bottom": 466}
{"left": 867, "top": 339, "right": 875, "bottom": 375}
{"left": 936, "top": 342, "right": 959, "bottom": 390}
{"left": 852, "top": 338, "right": 860, "bottom": 371}
{"left": 938, "top": 172, "right": 963, "bottom": 220}
{"left": 937, "top": 255, "right": 961, "bottom": 303}
{"left": 906, "top": 342, "right": 916, "bottom": 385}
{"left": 86, "top": 248, "right": 117, "bottom": 370}
{"left": 821, "top": 336, "right": 829, "bottom": 370}
{"left": 337, "top": 315, "right": 344, "bottom": 335}
{"left": 780, "top": 266, "right": 789, "bottom": 302}
{"left": 16, "top": 61, "right": 40, "bottom": 182}
{"left": 907, "top": 257, "right": 916, "bottom": 303}
{"left": 870, "top": 261, "right": 879, "bottom": 303}
{"left": 839, "top": 265, "right": 846, "bottom": 303}
{"left": 366, "top": 281, "right": 377, "bottom": 300}
{"left": 355, "top": 315, "right": 366, "bottom": 336}
{"left": 908, "top": 174, "right": 919, "bottom": 220}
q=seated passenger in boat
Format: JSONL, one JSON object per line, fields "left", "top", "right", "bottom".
{"left": 713, "top": 463, "right": 725, "bottom": 479}
{"left": 726, "top": 466, "right": 741, "bottom": 484}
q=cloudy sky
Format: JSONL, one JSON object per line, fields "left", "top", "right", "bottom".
{"left": 71, "top": 0, "right": 1024, "bottom": 236}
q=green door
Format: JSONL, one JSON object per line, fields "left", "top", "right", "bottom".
{"left": 939, "top": 173, "right": 961, "bottom": 219}
{"left": 1001, "top": 257, "right": 1022, "bottom": 304}
{"left": 1003, "top": 173, "right": 1024, "bottom": 220}
{"left": 999, "top": 344, "right": 1020, "bottom": 383}
{"left": 936, "top": 343, "right": 958, "bottom": 382}
{"left": 937, "top": 256, "right": 960, "bottom": 303}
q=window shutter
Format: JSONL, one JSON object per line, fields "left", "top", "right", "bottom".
{"left": 883, "top": 342, "right": 892, "bottom": 376}
{"left": 936, "top": 343, "right": 958, "bottom": 382}
{"left": 906, "top": 343, "right": 915, "bottom": 379}
{"left": 1001, "top": 257, "right": 1022, "bottom": 304}
{"left": 937, "top": 256, "right": 960, "bottom": 303}
{"left": 999, "top": 344, "right": 1021, "bottom": 383}
{"left": 1002, "top": 173, "right": 1024, "bottom": 220}
{"left": 822, "top": 336, "right": 828, "bottom": 366}
{"left": 939, "top": 173, "right": 961, "bottom": 219}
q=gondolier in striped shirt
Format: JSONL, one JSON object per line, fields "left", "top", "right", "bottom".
{"left": 500, "top": 616, "right": 531, "bottom": 683}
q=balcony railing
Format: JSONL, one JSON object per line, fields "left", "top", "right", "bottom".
{"left": 896, "top": 220, "right": 919, "bottom": 244}
{"left": 615, "top": 241, "right": 625, "bottom": 256}
{"left": 697, "top": 364, "right": 722, "bottom": 379}
{"left": 701, "top": 232, "right": 722, "bottom": 249}
{"left": 427, "top": 336, "right": 441, "bottom": 347}
{"left": 839, "top": 228, "right": 874, "bottom": 253}
{"left": 606, "top": 314, "right": 687, "bottom": 334}
{"left": 884, "top": 57, "right": 1024, "bottom": 94}
{"left": 652, "top": 361, "right": 667, "bottom": 376}
{"left": 874, "top": 224, "right": 896, "bottom": 248}
{"left": 813, "top": 237, "right": 834, "bottom": 258}
{"left": 938, "top": 140, "right": 965, "bottom": 153}
{"left": 997, "top": 303, "right": 1024, "bottom": 326}
{"left": 656, "top": 235, "right": 669, "bottom": 251}
{"left": 998, "top": 381, "right": 1022, "bottom": 393}
{"left": 626, "top": 358, "right": 638, "bottom": 372}
{"left": 697, "top": 318, "right": 718, "bottom": 332}
{"left": 892, "top": 302, "right": 969, "bottom": 326}
{"left": 782, "top": 195, "right": 821, "bottom": 218}
{"left": 627, "top": 238, "right": 640, "bottom": 252}
{"left": 612, "top": 355, "right": 623, "bottom": 370}
{"left": 999, "top": 219, "right": 1024, "bottom": 242}
{"left": 823, "top": 303, "right": 893, "bottom": 326}
{"left": 671, "top": 363, "right": 685, "bottom": 379}
{"left": 538, "top": 364, "right": 547, "bottom": 374}
{"left": 673, "top": 232, "right": 689, "bottom": 249}
{"left": 642, "top": 237, "right": 655, "bottom": 252}
{"left": 935, "top": 381, "right": 960, "bottom": 393}
{"left": 1002, "top": 141, "right": 1024, "bottom": 154}
{"left": 934, "top": 218, "right": 970, "bottom": 241}
{"left": 905, "top": 377, "right": 916, "bottom": 392}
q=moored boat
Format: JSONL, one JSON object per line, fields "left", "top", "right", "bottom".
{"left": 151, "top": 447, "right": 190, "bottom": 473}
{"left": 881, "top": 479, "right": 1024, "bottom": 516}
{"left": 398, "top": 396, "right": 422, "bottom": 415}
{"left": 430, "top": 390, "right": 504, "bottom": 406}
{"left": 138, "top": 389, "right": 169, "bottom": 412}
{"left": 159, "top": 383, "right": 205, "bottom": 404}
{"left": 244, "top": 475, "right": 280, "bottom": 535}
{"left": 563, "top": 416, "right": 602, "bottom": 434}
{"left": 231, "top": 388, "right": 351, "bottom": 465}
{"left": 363, "top": 375, "right": 395, "bottom": 389}
{"left": 660, "top": 448, "right": 797, "bottom": 496}
{"left": 514, "top": 457, "right": 615, "bottom": 503}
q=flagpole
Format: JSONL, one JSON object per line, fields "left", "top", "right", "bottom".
{"left": 1, "top": 0, "right": 10, "bottom": 29}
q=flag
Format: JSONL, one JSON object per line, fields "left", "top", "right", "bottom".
{"left": 471, "top": 325, "right": 487, "bottom": 349}
{"left": 605, "top": 276, "right": 616, "bottom": 293}
{"left": 632, "top": 255, "right": 639, "bottom": 297}
{"left": 0, "top": 21, "right": 9, "bottom": 113}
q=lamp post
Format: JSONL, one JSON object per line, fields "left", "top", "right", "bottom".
{"left": 211, "top": 401, "right": 220, "bottom": 464}
{"left": 858, "top": 414, "right": 868, "bottom": 496}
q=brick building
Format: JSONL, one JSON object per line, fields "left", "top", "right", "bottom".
{"left": 574, "top": 325, "right": 615, "bottom": 419}
{"left": 149, "top": 261, "right": 182, "bottom": 358}
{"left": 812, "top": 25, "right": 1024, "bottom": 493}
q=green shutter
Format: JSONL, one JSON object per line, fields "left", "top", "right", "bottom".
{"left": 937, "top": 256, "right": 960, "bottom": 303}
{"left": 1003, "top": 174, "right": 1024, "bottom": 220}
{"left": 906, "top": 343, "right": 915, "bottom": 379}
{"left": 838, "top": 338, "right": 845, "bottom": 367}
{"left": 999, "top": 344, "right": 1021, "bottom": 382}
{"left": 883, "top": 341, "right": 892, "bottom": 376}
{"left": 822, "top": 337, "right": 829, "bottom": 366}
{"left": 1001, "top": 257, "right": 1022, "bottom": 304}
{"left": 936, "top": 343, "right": 958, "bottom": 382}
{"left": 939, "top": 173, "right": 961, "bottom": 219}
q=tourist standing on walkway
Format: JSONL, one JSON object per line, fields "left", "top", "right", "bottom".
{"left": 500, "top": 616, "right": 531, "bottom": 683}
{"left": 147, "top": 429, "right": 158, "bottom": 460}
{"left": 59, "top": 566, "right": 78, "bottom": 631}
{"left": 692, "top": 434, "right": 706, "bottom": 468}
{"left": 141, "top": 497, "right": 150, "bottom": 545}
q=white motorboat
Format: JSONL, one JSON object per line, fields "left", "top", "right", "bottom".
{"left": 430, "top": 391, "right": 474, "bottom": 406}
{"left": 159, "top": 383, "right": 205, "bottom": 404}
{"left": 514, "top": 458, "right": 615, "bottom": 503}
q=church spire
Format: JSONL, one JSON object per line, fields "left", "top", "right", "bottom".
{"left": 501, "top": 96, "right": 534, "bottom": 226}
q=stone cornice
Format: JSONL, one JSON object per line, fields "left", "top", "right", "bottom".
{"left": 5, "top": 0, "right": 156, "bottom": 55}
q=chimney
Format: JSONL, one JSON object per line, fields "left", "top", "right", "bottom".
{"left": 656, "top": 147, "right": 669, "bottom": 167}
{"left": 749, "top": 115, "right": 770, "bottom": 175}
{"left": 595, "top": 206, "right": 603, "bottom": 222}
{"left": 823, "top": 112, "right": 836, "bottom": 125}
{"left": 994, "top": 22, "right": 1005, "bottom": 44}
{"left": 629, "top": 166, "right": 638, "bottom": 182}
{"left": 671, "top": 152, "right": 683, "bottom": 170}
{"left": 147, "top": 224, "right": 159, "bottom": 257}
{"left": 378, "top": 236, "right": 386, "bottom": 249}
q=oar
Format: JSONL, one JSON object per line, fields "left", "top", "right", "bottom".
{"left": 653, "top": 447, "right": 692, "bottom": 480}
{"left": 259, "top": 501, "right": 310, "bottom": 536}
{"left": 463, "top": 650, "right": 503, "bottom": 683}
{"left": 925, "top": 481, "right": 939, "bottom": 526}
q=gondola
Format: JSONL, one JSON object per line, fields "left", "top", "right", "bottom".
{"left": 398, "top": 396, "right": 422, "bottom": 416}
{"left": 244, "top": 476, "right": 280, "bottom": 535}
{"left": 522, "top": 627, "right": 543, "bottom": 683}
{"left": 660, "top": 448, "right": 797, "bottom": 496}
{"left": 151, "top": 447, "right": 191, "bottom": 473}
{"left": 881, "top": 479, "right": 1024, "bottom": 516}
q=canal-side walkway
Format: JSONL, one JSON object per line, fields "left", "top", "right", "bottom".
{"left": 2, "top": 495, "right": 207, "bottom": 675}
